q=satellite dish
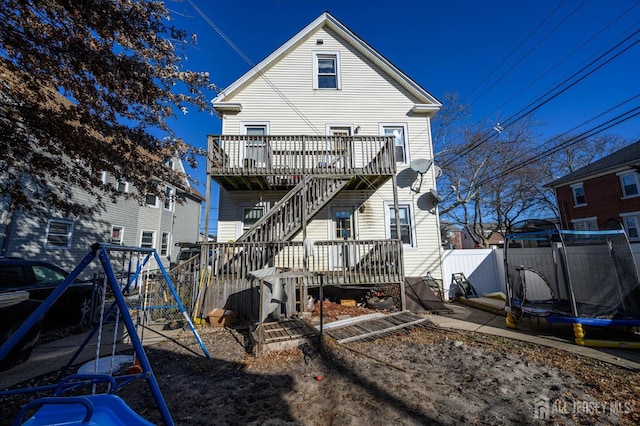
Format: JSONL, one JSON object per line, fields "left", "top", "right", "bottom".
{"left": 410, "top": 158, "right": 432, "bottom": 174}
{"left": 433, "top": 164, "right": 442, "bottom": 179}
{"left": 409, "top": 158, "right": 433, "bottom": 193}
{"left": 429, "top": 188, "right": 443, "bottom": 204}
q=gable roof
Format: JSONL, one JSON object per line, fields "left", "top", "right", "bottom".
{"left": 547, "top": 139, "right": 640, "bottom": 188}
{"left": 212, "top": 11, "right": 441, "bottom": 114}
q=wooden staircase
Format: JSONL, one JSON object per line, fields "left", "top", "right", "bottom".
{"left": 237, "top": 176, "right": 348, "bottom": 243}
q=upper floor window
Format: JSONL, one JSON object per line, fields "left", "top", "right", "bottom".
{"left": 620, "top": 212, "right": 640, "bottom": 241}
{"left": 45, "top": 219, "right": 74, "bottom": 249}
{"left": 618, "top": 172, "right": 639, "bottom": 198}
{"left": 117, "top": 180, "right": 129, "bottom": 193}
{"left": 140, "top": 230, "right": 155, "bottom": 249}
{"left": 380, "top": 124, "right": 409, "bottom": 164}
{"left": 146, "top": 193, "right": 159, "bottom": 208}
{"left": 160, "top": 232, "right": 170, "bottom": 256}
{"left": 242, "top": 123, "right": 269, "bottom": 167}
{"left": 111, "top": 225, "right": 124, "bottom": 245}
{"left": 570, "top": 183, "right": 586, "bottom": 206}
{"left": 313, "top": 51, "right": 341, "bottom": 90}
{"left": 571, "top": 217, "right": 598, "bottom": 231}
{"left": 164, "top": 186, "right": 174, "bottom": 211}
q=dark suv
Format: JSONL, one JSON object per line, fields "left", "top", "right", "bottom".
{"left": 0, "top": 258, "right": 99, "bottom": 327}
{"left": 0, "top": 258, "right": 100, "bottom": 369}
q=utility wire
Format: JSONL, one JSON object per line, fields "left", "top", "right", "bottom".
{"left": 475, "top": 105, "right": 640, "bottom": 188}
{"left": 500, "top": 29, "right": 640, "bottom": 129}
{"left": 186, "top": 0, "right": 324, "bottom": 136}
{"left": 461, "top": 0, "right": 568, "bottom": 104}
{"left": 490, "top": 93, "right": 640, "bottom": 178}
{"left": 487, "top": 1, "right": 640, "bottom": 118}
{"left": 468, "top": 0, "right": 586, "bottom": 106}
{"left": 441, "top": 28, "right": 640, "bottom": 169}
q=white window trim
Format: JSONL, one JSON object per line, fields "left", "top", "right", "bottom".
{"left": 328, "top": 205, "right": 358, "bottom": 240}
{"left": 160, "top": 231, "right": 171, "bottom": 256}
{"left": 44, "top": 219, "right": 74, "bottom": 249}
{"left": 117, "top": 180, "right": 129, "bottom": 193}
{"left": 571, "top": 216, "right": 598, "bottom": 231}
{"left": 237, "top": 203, "right": 268, "bottom": 238}
{"left": 163, "top": 186, "right": 174, "bottom": 211}
{"left": 110, "top": 225, "right": 124, "bottom": 245}
{"left": 240, "top": 122, "right": 270, "bottom": 167}
{"left": 379, "top": 123, "right": 410, "bottom": 165}
{"left": 146, "top": 193, "right": 159, "bottom": 208}
{"left": 101, "top": 171, "right": 107, "bottom": 185}
{"left": 620, "top": 211, "right": 640, "bottom": 241}
{"left": 140, "top": 230, "right": 156, "bottom": 249}
{"left": 384, "top": 201, "right": 417, "bottom": 249}
{"left": 312, "top": 51, "right": 341, "bottom": 90}
{"left": 570, "top": 182, "right": 587, "bottom": 207}
{"left": 325, "top": 124, "right": 354, "bottom": 135}
{"left": 617, "top": 171, "right": 640, "bottom": 199}
{"left": 240, "top": 122, "right": 270, "bottom": 135}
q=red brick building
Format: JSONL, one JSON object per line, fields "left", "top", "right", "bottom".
{"left": 548, "top": 140, "right": 640, "bottom": 241}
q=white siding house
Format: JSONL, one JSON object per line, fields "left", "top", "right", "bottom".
{"left": 203, "top": 12, "right": 442, "bottom": 313}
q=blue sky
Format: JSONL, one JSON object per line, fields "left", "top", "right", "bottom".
{"left": 163, "top": 1, "right": 640, "bottom": 235}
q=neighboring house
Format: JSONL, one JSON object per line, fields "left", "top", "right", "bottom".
{"left": 460, "top": 224, "right": 506, "bottom": 249}
{"left": 440, "top": 222, "right": 462, "bottom": 249}
{"left": 547, "top": 139, "right": 640, "bottom": 240}
{"left": 202, "top": 12, "right": 442, "bottom": 314}
{"left": 0, "top": 157, "right": 203, "bottom": 277}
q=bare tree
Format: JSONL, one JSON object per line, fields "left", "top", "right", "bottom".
{"left": 0, "top": 1, "right": 213, "bottom": 217}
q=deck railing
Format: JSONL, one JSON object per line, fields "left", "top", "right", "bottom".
{"left": 195, "top": 239, "right": 403, "bottom": 318}
{"left": 207, "top": 135, "right": 396, "bottom": 176}
{"left": 237, "top": 177, "right": 348, "bottom": 243}
{"left": 202, "top": 239, "right": 403, "bottom": 285}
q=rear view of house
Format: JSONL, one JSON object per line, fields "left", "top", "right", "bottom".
{"left": 202, "top": 12, "right": 442, "bottom": 315}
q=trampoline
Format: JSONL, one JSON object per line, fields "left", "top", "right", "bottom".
{"left": 504, "top": 220, "right": 640, "bottom": 348}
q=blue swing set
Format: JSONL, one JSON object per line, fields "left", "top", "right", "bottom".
{"left": 0, "top": 243, "right": 211, "bottom": 425}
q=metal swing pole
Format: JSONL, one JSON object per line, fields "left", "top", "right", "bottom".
{"left": 97, "top": 245, "right": 175, "bottom": 426}
{"left": 154, "top": 251, "right": 211, "bottom": 360}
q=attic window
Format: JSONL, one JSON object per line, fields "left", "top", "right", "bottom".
{"left": 313, "top": 51, "right": 341, "bottom": 90}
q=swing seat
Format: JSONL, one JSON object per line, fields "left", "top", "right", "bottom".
{"left": 15, "top": 394, "right": 154, "bottom": 426}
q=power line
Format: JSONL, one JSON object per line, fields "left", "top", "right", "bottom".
{"left": 499, "top": 29, "right": 640, "bottom": 129}
{"left": 461, "top": 0, "right": 568, "bottom": 104}
{"left": 185, "top": 0, "right": 324, "bottom": 136}
{"left": 486, "top": 1, "right": 640, "bottom": 118}
{"left": 475, "top": 104, "right": 640, "bottom": 188}
{"left": 468, "top": 0, "right": 586, "bottom": 106}
{"left": 441, "top": 28, "right": 640, "bottom": 169}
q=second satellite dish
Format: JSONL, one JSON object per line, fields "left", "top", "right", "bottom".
{"left": 409, "top": 158, "right": 433, "bottom": 193}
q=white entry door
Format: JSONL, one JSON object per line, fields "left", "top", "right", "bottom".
{"left": 329, "top": 206, "right": 357, "bottom": 270}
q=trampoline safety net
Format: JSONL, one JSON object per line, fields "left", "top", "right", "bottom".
{"left": 505, "top": 222, "right": 640, "bottom": 319}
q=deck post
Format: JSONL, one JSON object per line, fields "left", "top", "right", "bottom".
{"left": 391, "top": 173, "right": 406, "bottom": 310}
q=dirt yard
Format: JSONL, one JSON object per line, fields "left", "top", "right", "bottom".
{"left": 2, "top": 302, "right": 640, "bottom": 425}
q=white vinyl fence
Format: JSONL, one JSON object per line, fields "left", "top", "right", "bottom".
{"left": 441, "top": 243, "right": 640, "bottom": 301}
{"left": 441, "top": 248, "right": 505, "bottom": 300}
